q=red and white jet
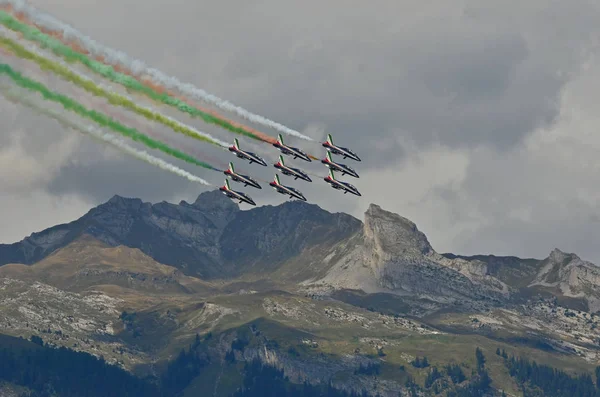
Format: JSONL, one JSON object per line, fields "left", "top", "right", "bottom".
{"left": 321, "top": 151, "right": 359, "bottom": 178}
{"left": 224, "top": 162, "right": 262, "bottom": 189}
{"left": 269, "top": 174, "right": 307, "bottom": 201}
{"left": 219, "top": 179, "right": 256, "bottom": 205}
{"left": 323, "top": 169, "right": 361, "bottom": 196}
{"left": 228, "top": 138, "right": 267, "bottom": 167}
{"left": 322, "top": 134, "right": 361, "bottom": 162}
{"left": 272, "top": 134, "right": 311, "bottom": 162}
{"left": 274, "top": 155, "right": 312, "bottom": 182}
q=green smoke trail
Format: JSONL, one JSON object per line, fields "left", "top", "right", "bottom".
{"left": 0, "top": 34, "right": 229, "bottom": 148}
{"left": 0, "top": 10, "right": 264, "bottom": 142}
{"left": 0, "top": 85, "right": 213, "bottom": 185}
{"left": 0, "top": 63, "right": 219, "bottom": 171}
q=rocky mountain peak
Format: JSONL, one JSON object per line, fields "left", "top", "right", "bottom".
{"left": 529, "top": 248, "right": 600, "bottom": 311}
{"left": 105, "top": 195, "right": 145, "bottom": 210}
{"left": 363, "top": 204, "right": 433, "bottom": 258}
{"left": 192, "top": 189, "right": 239, "bottom": 213}
{"left": 548, "top": 248, "right": 579, "bottom": 265}
{"left": 89, "top": 195, "right": 152, "bottom": 220}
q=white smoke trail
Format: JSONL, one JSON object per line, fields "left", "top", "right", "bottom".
{"left": 0, "top": 84, "right": 213, "bottom": 186}
{"left": 0, "top": 24, "right": 231, "bottom": 148}
{"left": 1, "top": 0, "right": 313, "bottom": 141}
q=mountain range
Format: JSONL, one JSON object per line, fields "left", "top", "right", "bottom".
{"left": 1, "top": 190, "right": 599, "bottom": 396}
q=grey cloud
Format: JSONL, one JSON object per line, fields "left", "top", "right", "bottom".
{"left": 45, "top": 146, "right": 202, "bottom": 204}
{"left": 29, "top": 0, "right": 592, "bottom": 161}
{"left": 457, "top": 214, "right": 600, "bottom": 263}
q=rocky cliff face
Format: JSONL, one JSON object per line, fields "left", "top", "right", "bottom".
{"left": 530, "top": 249, "right": 600, "bottom": 311}
{"left": 312, "top": 204, "right": 510, "bottom": 307}
{"left": 3, "top": 191, "right": 598, "bottom": 312}
{"left": 0, "top": 190, "right": 361, "bottom": 279}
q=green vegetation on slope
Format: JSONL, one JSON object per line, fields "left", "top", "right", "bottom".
{"left": 0, "top": 334, "right": 160, "bottom": 397}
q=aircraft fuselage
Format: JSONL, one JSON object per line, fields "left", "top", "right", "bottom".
{"left": 269, "top": 182, "right": 307, "bottom": 201}
{"left": 228, "top": 146, "right": 267, "bottom": 166}
{"left": 324, "top": 177, "right": 361, "bottom": 196}
{"left": 322, "top": 142, "right": 361, "bottom": 162}
{"left": 274, "top": 163, "right": 312, "bottom": 182}
{"left": 224, "top": 169, "right": 262, "bottom": 189}
{"left": 219, "top": 187, "right": 256, "bottom": 205}
{"left": 321, "top": 159, "right": 359, "bottom": 178}
{"left": 273, "top": 142, "right": 311, "bottom": 162}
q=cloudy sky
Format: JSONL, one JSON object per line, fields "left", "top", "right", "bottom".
{"left": 1, "top": 0, "right": 599, "bottom": 263}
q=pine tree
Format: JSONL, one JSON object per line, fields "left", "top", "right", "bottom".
{"left": 475, "top": 347, "right": 485, "bottom": 371}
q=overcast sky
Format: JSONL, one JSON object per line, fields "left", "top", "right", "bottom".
{"left": 1, "top": 0, "right": 599, "bottom": 263}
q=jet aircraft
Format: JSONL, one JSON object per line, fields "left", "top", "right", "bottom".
{"left": 323, "top": 169, "right": 361, "bottom": 196}
{"left": 321, "top": 151, "right": 359, "bottom": 178}
{"left": 219, "top": 179, "right": 256, "bottom": 205}
{"left": 274, "top": 155, "right": 312, "bottom": 182}
{"left": 322, "top": 134, "right": 361, "bottom": 162}
{"left": 272, "top": 134, "right": 312, "bottom": 162}
{"left": 224, "top": 162, "right": 262, "bottom": 189}
{"left": 228, "top": 138, "right": 267, "bottom": 166}
{"left": 269, "top": 174, "right": 307, "bottom": 201}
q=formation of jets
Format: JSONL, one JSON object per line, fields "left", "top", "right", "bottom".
{"left": 221, "top": 132, "right": 362, "bottom": 205}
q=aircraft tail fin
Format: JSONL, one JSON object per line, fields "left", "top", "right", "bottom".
{"left": 233, "top": 138, "right": 240, "bottom": 149}
{"left": 274, "top": 174, "right": 281, "bottom": 185}
{"left": 228, "top": 162, "right": 234, "bottom": 172}
{"left": 326, "top": 151, "right": 333, "bottom": 162}
{"left": 277, "top": 134, "right": 284, "bottom": 145}
{"left": 326, "top": 134, "right": 334, "bottom": 145}
{"left": 224, "top": 179, "right": 231, "bottom": 190}
{"left": 328, "top": 169, "right": 335, "bottom": 180}
{"left": 278, "top": 155, "right": 285, "bottom": 165}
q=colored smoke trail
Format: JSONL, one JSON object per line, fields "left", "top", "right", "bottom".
{"left": 0, "top": 9, "right": 283, "bottom": 144}
{"left": 0, "top": 32, "right": 230, "bottom": 148}
{"left": 0, "top": 0, "right": 312, "bottom": 141}
{"left": 0, "top": 86, "right": 213, "bottom": 186}
{"left": 95, "top": 102, "right": 228, "bottom": 172}
{"left": 0, "top": 63, "right": 220, "bottom": 171}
